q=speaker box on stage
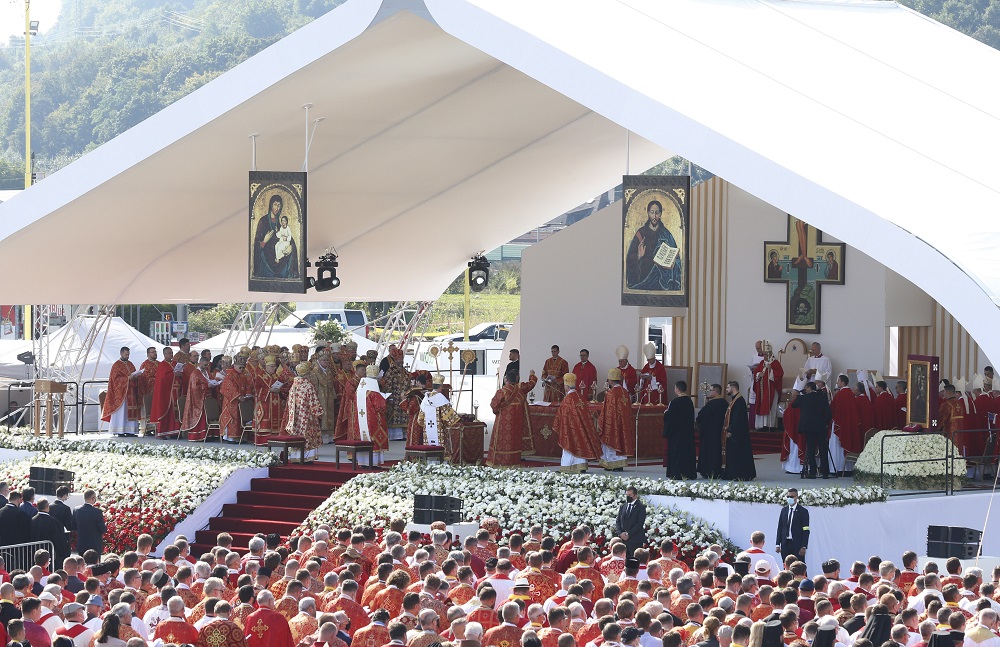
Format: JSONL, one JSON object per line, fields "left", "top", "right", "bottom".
{"left": 927, "top": 525, "right": 981, "bottom": 559}
{"left": 28, "top": 466, "right": 75, "bottom": 494}
{"left": 414, "top": 494, "right": 463, "bottom": 525}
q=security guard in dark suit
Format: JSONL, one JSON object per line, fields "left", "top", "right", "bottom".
{"left": 775, "top": 488, "right": 809, "bottom": 561}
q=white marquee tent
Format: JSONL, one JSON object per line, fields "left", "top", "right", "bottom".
{"left": 0, "top": 0, "right": 997, "bottom": 359}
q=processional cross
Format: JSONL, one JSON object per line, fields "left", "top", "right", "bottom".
{"left": 763, "top": 215, "right": 846, "bottom": 334}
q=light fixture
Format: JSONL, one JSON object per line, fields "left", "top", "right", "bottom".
{"left": 468, "top": 254, "right": 490, "bottom": 292}
{"left": 307, "top": 249, "right": 341, "bottom": 292}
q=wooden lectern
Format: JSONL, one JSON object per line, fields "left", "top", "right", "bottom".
{"left": 33, "top": 380, "right": 67, "bottom": 438}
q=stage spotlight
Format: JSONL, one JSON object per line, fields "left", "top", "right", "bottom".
{"left": 468, "top": 254, "right": 490, "bottom": 292}
{"left": 307, "top": 250, "right": 341, "bottom": 292}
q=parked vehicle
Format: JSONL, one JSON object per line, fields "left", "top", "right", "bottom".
{"left": 276, "top": 308, "right": 370, "bottom": 337}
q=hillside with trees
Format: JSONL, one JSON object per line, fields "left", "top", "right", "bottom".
{"left": 0, "top": 0, "right": 995, "bottom": 187}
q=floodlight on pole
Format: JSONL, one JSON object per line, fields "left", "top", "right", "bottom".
{"left": 468, "top": 254, "right": 490, "bottom": 292}
{"left": 307, "top": 249, "right": 341, "bottom": 292}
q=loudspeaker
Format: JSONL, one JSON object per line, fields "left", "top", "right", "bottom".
{"left": 927, "top": 525, "right": 981, "bottom": 559}
{"left": 413, "top": 494, "right": 463, "bottom": 525}
{"left": 927, "top": 542, "right": 979, "bottom": 559}
{"left": 28, "top": 466, "right": 75, "bottom": 494}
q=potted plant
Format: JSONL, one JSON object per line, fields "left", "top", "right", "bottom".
{"left": 310, "top": 320, "right": 349, "bottom": 351}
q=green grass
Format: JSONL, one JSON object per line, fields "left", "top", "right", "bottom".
{"left": 426, "top": 293, "right": 520, "bottom": 336}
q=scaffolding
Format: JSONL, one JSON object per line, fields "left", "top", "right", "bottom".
{"left": 374, "top": 301, "right": 434, "bottom": 370}
{"left": 26, "top": 304, "right": 116, "bottom": 433}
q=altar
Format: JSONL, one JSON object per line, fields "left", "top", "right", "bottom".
{"left": 526, "top": 403, "right": 666, "bottom": 459}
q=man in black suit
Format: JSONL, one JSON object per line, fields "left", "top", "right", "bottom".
{"left": 614, "top": 485, "right": 647, "bottom": 558}
{"left": 49, "top": 486, "right": 75, "bottom": 535}
{"left": 73, "top": 489, "right": 106, "bottom": 558}
{"left": 663, "top": 381, "right": 696, "bottom": 479}
{"left": 775, "top": 488, "right": 809, "bottom": 561}
{"left": 31, "top": 498, "right": 70, "bottom": 567}
{"left": 0, "top": 491, "right": 31, "bottom": 545}
{"left": 791, "top": 382, "right": 833, "bottom": 478}
{"left": 0, "top": 480, "right": 8, "bottom": 508}
{"left": 0, "top": 492, "right": 31, "bottom": 571}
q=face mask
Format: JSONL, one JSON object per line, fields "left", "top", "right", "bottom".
{"left": 787, "top": 497, "right": 796, "bottom": 507}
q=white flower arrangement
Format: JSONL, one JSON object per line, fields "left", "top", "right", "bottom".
{"left": 296, "top": 462, "right": 742, "bottom": 556}
{"left": 854, "top": 429, "right": 966, "bottom": 490}
{"left": 0, "top": 432, "right": 274, "bottom": 551}
{"left": 0, "top": 430, "right": 277, "bottom": 468}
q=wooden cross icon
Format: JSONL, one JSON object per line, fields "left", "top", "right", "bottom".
{"left": 763, "top": 215, "right": 846, "bottom": 334}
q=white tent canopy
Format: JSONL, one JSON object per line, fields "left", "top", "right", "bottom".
{"left": 193, "top": 328, "right": 377, "bottom": 358}
{"left": 0, "top": 317, "right": 163, "bottom": 382}
{"left": 0, "top": 0, "right": 997, "bottom": 360}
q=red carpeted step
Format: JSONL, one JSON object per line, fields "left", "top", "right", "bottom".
{"left": 237, "top": 491, "right": 329, "bottom": 508}
{"left": 250, "top": 477, "right": 339, "bottom": 495}
{"left": 209, "top": 516, "right": 300, "bottom": 535}
{"left": 267, "top": 465, "right": 360, "bottom": 484}
{"left": 222, "top": 504, "right": 312, "bottom": 523}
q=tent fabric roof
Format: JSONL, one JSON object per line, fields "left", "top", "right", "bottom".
{"left": 0, "top": 0, "right": 998, "bottom": 360}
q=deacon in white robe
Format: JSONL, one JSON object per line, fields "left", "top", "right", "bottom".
{"left": 417, "top": 375, "right": 461, "bottom": 453}
{"left": 792, "top": 342, "right": 833, "bottom": 391}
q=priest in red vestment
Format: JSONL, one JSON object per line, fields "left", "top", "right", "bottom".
{"left": 780, "top": 389, "right": 804, "bottom": 472}
{"left": 615, "top": 345, "right": 638, "bottom": 400}
{"left": 284, "top": 362, "right": 325, "bottom": 463}
{"left": 220, "top": 355, "right": 252, "bottom": 442}
{"left": 335, "top": 361, "right": 366, "bottom": 442}
{"left": 253, "top": 356, "right": 288, "bottom": 446}
{"left": 487, "top": 370, "right": 538, "bottom": 466}
{"left": 597, "top": 368, "right": 633, "bottom": 470}
{"left": 854, "top": 384, "right": 875, "bottom": 442}
{"left": 554, "top": 373, "right": 603, "bottom": 473}
{"left": 872, "top": 381, "right": 896, "bottom": 431}
{"left": 893, "top": 381, "right": 908, "bottom": 428}
{"left": 541, "top": 346, "right": 569, "bottom": 403}
{"left": 138, "top": 347, "right": 160, "bottom": 411}
{"left": 939, "top": 385, "right": 967, "bottom": 453}
{"left": 401, "top": 375, "right": 431, "bottom": 446}
{"left": 102, "top": 347, "right": 141, "bottom": 437}
{"left": 831, "top": 375, "right": 861, "bottom": 453}
{"left": 751, "top": 343, "right": 784, "bottom": 430}
{"left": 639, "top": 342, "right": 668, "bottom": 405}
{"left": 571, "top": 350, "right": 598, "bottom": 401}
{"left": 182, "top": 356, "right": 220, "bottom": 441}
{"left": 149, "top": 346, "right": 181, "bottom": 438}
{"left": 245, "top": 593, "right": 295, "bottom": 647}
{"left": 356, "top": 365, "right": 390, "bottom": 466}
{"left": 196, "top": 604, "right": 248, "bottom": 647}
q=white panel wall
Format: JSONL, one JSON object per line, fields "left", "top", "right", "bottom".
{"left": 723, "top": 185, "right": 889, "bottom": 386}
{"left": 520, "top": 202, "right": 644, "bottom": 397}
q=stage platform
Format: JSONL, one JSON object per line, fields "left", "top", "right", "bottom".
{"left": 11, "top": 431, "right": 1000, "bottom": 576}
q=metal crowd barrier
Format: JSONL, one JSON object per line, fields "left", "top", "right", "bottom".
{"left": 0, "top": 539, "right": 55, "bottom": 572}
{"left": 878, "top": 427, "right": 998, "bottom": 496}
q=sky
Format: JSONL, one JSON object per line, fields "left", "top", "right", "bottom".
{"left": 0, "top": 0, "right": 63, "bottom": 42}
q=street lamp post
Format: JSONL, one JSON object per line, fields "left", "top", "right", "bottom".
{"left": 24, "top": 0, "right": 32, "bottom": 190}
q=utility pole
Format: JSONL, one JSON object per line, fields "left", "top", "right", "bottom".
{"left": 23, "top": 0, "right": 33, "bottom": 341}
{"left": 24, "top": 0, "right": 32, "bottom": 189}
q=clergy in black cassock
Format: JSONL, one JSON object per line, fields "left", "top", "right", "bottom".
{"left": 722, "top": 381, "right": 756, "bottom": 480}
{"left": 663, "top": 381, "right": 697, "bottom": 479}
{"left": 696, "top": 384, "right": 728, "bottom": 479}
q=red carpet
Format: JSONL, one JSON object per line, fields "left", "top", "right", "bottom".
{"left": 191, "top": 461, "right": 381, "bottom": 555}
{"left": 521, "top": 430, "right": 783, "bottom": 466}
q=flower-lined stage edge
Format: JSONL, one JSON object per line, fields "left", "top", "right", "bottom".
{"left": 854, "top": 430, "right": 966, "bottom": 490}
{"left": 296, "top": 462, "right": 745, "bottom": 557}
{"left": 0, "top": 435, "right": 275, "bottom": 552}
{"left": 0, "top": 430, "right": 277, "bottom": 468}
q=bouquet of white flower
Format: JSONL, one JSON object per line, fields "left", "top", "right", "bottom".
{"left": 854, "top": 429, "right": 966, "bottom": 490}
